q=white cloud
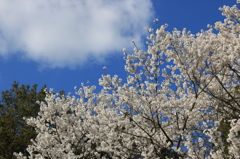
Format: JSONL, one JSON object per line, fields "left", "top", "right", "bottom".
{"left": 0, "top": 0, "right": 154, "bottom": 68}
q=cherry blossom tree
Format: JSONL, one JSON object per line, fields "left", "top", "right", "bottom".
{"left": 15, "top": 5, "right": 240, "bottom": 159}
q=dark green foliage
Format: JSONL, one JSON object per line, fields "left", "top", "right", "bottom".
{"left": 0, "top": 81, "right": 46, "bottom": 159}
{"left": 218, "top": 118, "right": 231, "bottom": 157}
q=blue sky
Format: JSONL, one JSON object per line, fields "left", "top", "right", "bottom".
{"left": 0, "top": 0, "right": 236, "bottom": 94}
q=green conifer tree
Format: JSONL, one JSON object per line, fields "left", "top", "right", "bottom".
{"left": 0, "top": 81, "right": 46, "bottom": 159}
